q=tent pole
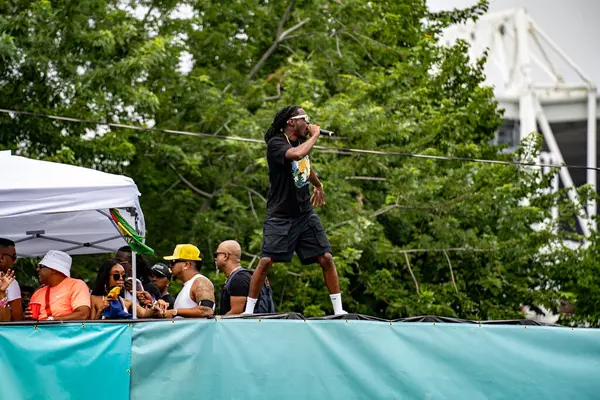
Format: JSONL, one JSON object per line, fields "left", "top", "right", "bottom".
{"left": 132, "top": 251, "right": 137, "bottom": 319}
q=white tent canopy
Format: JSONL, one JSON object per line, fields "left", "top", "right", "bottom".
{"left": 0, "top": 151, "right": 145, "bottom": 257}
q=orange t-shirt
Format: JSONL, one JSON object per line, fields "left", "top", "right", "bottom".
{"left": 30, "top": 278, "right": 91, "bottom": 320}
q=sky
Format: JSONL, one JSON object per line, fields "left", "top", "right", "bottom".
{"left": 427, "top": 0, "right": 600, "bottom": 89}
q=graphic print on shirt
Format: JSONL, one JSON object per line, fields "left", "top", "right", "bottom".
{"left": 291, "top": 155, "right": 311, "bottom": 188}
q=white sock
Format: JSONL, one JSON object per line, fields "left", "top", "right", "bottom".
{"left": 330, "top": 293, "right": 346, "bottom": 315}
{"left": 244, "top": 297, "right": 258, "bottom": 314}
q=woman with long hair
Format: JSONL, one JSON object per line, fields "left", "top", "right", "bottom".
{"left": 90, "top": 259, "right": 156, "bottom": 319}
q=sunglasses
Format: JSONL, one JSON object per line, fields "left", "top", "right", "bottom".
{"left": 112, "top": 273, "right": 128, "bottom": 281}
{"left": 214, "top": 252, "right": 228, "bottom": 259}
{"left": 0, "top": 252, "right": 17, "bottom": 262}
{"left": 289, "top": 115, "right": 310, "bottom": 123}
{"left": 169, "top": 259, "right": 187, "bottom": 267}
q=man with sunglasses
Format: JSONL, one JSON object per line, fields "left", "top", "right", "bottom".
{"left": 0, "top": 238, "right": 22, "bottom": 320}
{"left": 26, "top": 250, "right": 90, "bottom": 321}
{"left": 245, "top": 106, "right": 346, "bottom": 315}
{"left": 156, "top": 244, "right": 215, "bottom": 318}
{"left": 150, "top": 263, "right": 175, "bottom": 310}
{"left": 216, "top": 240, "right": 274, "bottom": 315}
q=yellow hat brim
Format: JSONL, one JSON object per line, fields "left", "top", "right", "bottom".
{"left": 163, "top": 255, "right": 203, "bottom": 261}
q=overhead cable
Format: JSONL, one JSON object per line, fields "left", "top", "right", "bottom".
{"left": 1, "top": 108, "right": 597, "bottom": 172}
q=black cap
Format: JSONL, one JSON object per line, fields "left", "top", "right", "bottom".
{"left": 151, "top": 263, "right": 172, "bottom": 279}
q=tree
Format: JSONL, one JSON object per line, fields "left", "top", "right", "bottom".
{"left": 0, "top": 0, "right": 591, "bottom": 321}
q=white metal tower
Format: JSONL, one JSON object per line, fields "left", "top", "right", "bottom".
{"left": 442, "top": 8, "right": 598, "bottom": 236}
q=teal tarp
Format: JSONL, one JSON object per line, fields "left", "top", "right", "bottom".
{"left": 131, "top": 320, "right": 600, "bottom": 399}
{"left": 2, "top": 320, "right": 600, "bottom": 399}
{"left": 0, "top": 323, "right": 131, "bottom": 400}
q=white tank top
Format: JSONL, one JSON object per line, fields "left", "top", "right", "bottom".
{"left": 174, "top": 274, "right": 207, "bottom": 309}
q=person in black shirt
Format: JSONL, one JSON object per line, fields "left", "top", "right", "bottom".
{"left": 216, "top": 240, "right": 252, "bottom": 315}
{"left": 150, "top": 263, "right": 175, "bottom": 309}
{"left": 244, "top": 106, "right": 347, "bottom": 315}
{"left": 114, "top": 246, "right": 162, "bottom": 303}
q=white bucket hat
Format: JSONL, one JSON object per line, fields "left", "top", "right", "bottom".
{"left": 39, "top": 250, "right": 72, "bottom": 277}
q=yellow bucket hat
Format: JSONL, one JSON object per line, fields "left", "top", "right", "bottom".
{"left": 163, "top": 244, "right": 203, "bottom": 261}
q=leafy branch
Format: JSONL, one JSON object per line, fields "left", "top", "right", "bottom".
{"left": 248, "top": 0, "right": 310, "bottom": 79}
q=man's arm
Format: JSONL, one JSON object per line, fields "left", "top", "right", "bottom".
{"left": 55, "top": 306, "right": 91, "bottom": 321}
{"left": 226, "top": 296, "right": 247, "bottom": 315}
{"left": 285, "top": 125, "right": 321, "bottom": 161}
{"left": 309, "top": 168, "right": 322, "bottom": 188}
{"left": 166, "top": 277, "right": 215, "bottom": 318}
{"left": 309, "top": 168, "right": 325, "bottom": 207}
{"left": 8, "top": 299, "right": 22, "bottom": 321}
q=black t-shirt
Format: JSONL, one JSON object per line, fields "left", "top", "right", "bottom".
{"left": 161, "top": 293, "right": 175, "bottom": 310}
{"left": 219, "top": 269, "right": 252, "bottom": 314}
{"left": 266, "top": 135, "right": 313, "bottom": 218}
{"left": 141, "top": 278, "right": 160, "bottom": 297}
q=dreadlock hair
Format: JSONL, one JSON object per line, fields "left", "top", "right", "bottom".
{"left": 264, "top": 105, "right": 301, "bottom": 143}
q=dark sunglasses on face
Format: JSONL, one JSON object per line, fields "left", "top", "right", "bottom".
{"left": 1, "top": 252, "right": 17, "bottom": 262}
{"left": 169, "top": 259, "right": 185, "bottom": 267}
{"left": 214, "top": 252, "right": 228, "bottom": 259}
{"left": 112, "top": 273, "right": 128, "bottom": 281}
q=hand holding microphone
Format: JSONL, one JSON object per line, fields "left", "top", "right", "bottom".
{"left": 308, "top": 124, "right": 334, "bottom": 138}
{"left": 307, "top": 124, "right": 321, "bottom": 138}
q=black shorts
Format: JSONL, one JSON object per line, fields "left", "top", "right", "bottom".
{"left": 261, "top": 211, "right": 332, "bottom": 265}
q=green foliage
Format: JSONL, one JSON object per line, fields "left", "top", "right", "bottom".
{"left": 0, "top": 0, "right": 595, "bottom": 323}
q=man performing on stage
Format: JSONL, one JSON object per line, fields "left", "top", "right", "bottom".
{"left": 244, "top": 106, "right": 347, "bottom": 315}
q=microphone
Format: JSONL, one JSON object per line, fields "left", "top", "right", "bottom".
{"left": 320, "top": 129, "right": 334, "bottom": 137}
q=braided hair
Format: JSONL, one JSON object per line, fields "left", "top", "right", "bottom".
{"left": 264, "top": 105, "right": 301, "bottom": 143}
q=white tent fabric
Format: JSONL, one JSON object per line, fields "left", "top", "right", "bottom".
{"left": 0, "top": 151, "right": 145, "bottom": 257}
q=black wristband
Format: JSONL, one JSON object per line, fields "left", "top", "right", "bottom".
{"left": 199, "top": 299, "right": 215, "bottom": 309}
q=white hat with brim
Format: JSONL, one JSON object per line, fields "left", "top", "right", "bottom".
{"left": 38, "top": 250, "right": 72, "bottom": 277}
